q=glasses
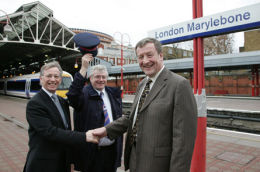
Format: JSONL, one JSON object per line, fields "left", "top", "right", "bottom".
{"left": 44, "top": 74, "right": 61, "bottom": 79}
{"left": 93, "top": 75, "right": 107, "bottom": 80}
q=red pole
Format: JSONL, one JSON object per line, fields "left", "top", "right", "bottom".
{"left": 255, "top": 66, "right": 259, "bottom": 96}
{"left": 192, "top": 0, "right": 198, "bottom": 94}
{"left": 191, "top": 0, "right": 207, "bottom": 172}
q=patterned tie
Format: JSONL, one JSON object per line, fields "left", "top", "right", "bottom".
{"left": 100, "top": 92, "right": 110, "bottom": 126}
{"left": 51, "top": 94, "right": 68, "bottom": 129}
{"left": 131, "top": 79, "right": 152, "bottom": 145}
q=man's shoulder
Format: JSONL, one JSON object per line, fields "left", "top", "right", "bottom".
{"left": 163, "top": 68, "right": 186, "bottom": 81}
{"left": 27, "top": 91, "right": 45, "bottom": 107}
{"left": 106, "top": 86, "right": 121, "bottom": 97}
{"left": 30, "top": 90, "right": 43, "bottom": 101}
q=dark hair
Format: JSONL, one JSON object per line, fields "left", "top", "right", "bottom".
{"left": 135, "top": 37, "right": 162, "bottom": 54}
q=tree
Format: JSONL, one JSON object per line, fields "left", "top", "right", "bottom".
{"left": 204, "top": 34, "right": 234, "bottom": 56}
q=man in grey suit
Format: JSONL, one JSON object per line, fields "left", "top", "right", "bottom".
{"left": 93, "top": 37, "right": 197, "bottom": 172}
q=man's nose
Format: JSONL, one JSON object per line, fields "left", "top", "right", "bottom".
{"left": 142, "top": 56, "right": 149, "bottom": 63}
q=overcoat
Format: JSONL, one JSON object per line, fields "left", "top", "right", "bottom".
{"left": 67, "top": 72, "right": 123, "bottom": 171}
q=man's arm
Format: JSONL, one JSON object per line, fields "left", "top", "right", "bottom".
{"left": 93, "top": 115, "right": 130, "bottom": 140}
{"left": 170, "top": 79, "right": 197, "bottom": 172}
{"left": 26, "top": 99, "right": 99, "bottom": 145}
{"left": 66, "top": 54, "right": 93, "bottom": 110}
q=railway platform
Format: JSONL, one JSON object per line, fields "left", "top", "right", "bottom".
{"left": 0, "top": 95, "right": 260, "bottom": 172}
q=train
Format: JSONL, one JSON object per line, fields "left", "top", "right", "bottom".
{"left": 0, "top": 71, "right": 73, "bottom": 99}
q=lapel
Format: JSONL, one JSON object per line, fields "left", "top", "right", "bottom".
{"left": 105, "top": 87, "right": 117, "bottom": 120}
{"left": 39, "top": 89, "right": 67, "bottom": 129}
{"left": 139, "top": 68, "right": 168, "bottom": 113}
{"left": 57, "top": 96, "right": 71, "bottom": 128}
{"left": 39, "top": 89, "right": 58, "bottom": 112}
{"left": 130, "top": 81, "right": 145, "bottom": 120}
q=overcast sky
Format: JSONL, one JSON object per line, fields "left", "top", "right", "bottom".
{"left": 1, "top": 0, "right": 260, "bottom": 51}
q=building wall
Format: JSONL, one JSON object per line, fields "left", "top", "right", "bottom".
{"left": 244, "top": 29, "right": 260, "bottom": 52}
{"left": 107, "top": 74, "right": 259, "bottom": 96}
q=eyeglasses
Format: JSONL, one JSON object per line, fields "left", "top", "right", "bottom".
{"left": 93, "top": 75, "right": 107, "bottom": 80}
{"left": 44, "top": 74, "right": 61, "bottom": 79}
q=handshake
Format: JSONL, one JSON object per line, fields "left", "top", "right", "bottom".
{"left": 85, "top": 127, "right": 107, "bottom": 144}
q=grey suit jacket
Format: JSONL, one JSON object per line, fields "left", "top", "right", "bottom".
{"left": 106, "top": 68, "right": 197, "bottom": 172}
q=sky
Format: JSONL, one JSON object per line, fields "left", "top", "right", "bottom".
{"left": 1, "top": 0, "right": 260, "bottom": 51}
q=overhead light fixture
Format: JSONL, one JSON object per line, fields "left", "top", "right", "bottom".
{"left": 74, "top": 57, "right": 79, "bottom": 69}
{"left": 4, "top": 24, "right": 12, "bottom": 34}
{"left": 74, "top": 62, "right": 78, "bottom": 69}
{"left": 0, "top": 9, "right": 13, "bottom": 34}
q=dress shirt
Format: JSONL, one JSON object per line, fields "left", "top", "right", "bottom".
{"left": 95, "top": 89, "right": 113, "bottom": 123}
{"left": 95, "top": 89, "right": 115, "bottom": 146}
{"left": 42, "top": 87, "right": 55, "bottom": 99}
{"left": 132, "top": 66, "right": 165, "bottom": 128}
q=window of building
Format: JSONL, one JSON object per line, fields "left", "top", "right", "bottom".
{"left": 168, "top": 48, "right": 173, "bottom": 54}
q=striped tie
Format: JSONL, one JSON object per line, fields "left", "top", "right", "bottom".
{"left": 100, "top": 92, "right": 110, "bottom": 126}
{"left": 131, "top": 79, "right": 152, "bottom": 145}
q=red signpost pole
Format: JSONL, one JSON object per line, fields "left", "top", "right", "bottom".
{"left": 192, "top": 0, "right": 198, "bottom": 94}
{"left": 191, "top": 0, "right": 207, "bottom": 171}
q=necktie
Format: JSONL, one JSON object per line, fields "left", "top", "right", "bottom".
{"left": 100, "top": 92, "right": 110, "bottom": 126}
{"left": 131, "top": 79, "right": 152, "bottom": 145}
{"left": 51, "top": 94, "right": 68, "bottom": 129}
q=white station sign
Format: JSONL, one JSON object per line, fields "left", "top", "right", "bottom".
{"left": 148, "top": 3, "right": 260, "bottom": 44}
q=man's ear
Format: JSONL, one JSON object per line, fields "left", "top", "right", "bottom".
{"left": 159, "top": 52, "right": 164, "bottom": 60}
{"left": 39, "top": 76, "right": 43, "bottom": 86}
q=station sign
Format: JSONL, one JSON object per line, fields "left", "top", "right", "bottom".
{"left": 148, "top": 3, "right": 260, "bottom": 44}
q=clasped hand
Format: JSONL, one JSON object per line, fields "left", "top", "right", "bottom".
{"left": 86, "top": 127, "right": 107, "bottom": 144}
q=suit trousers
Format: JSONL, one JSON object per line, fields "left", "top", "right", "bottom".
{"left": 129, "top": 144, "right": 136, "bottom": 172}
{"left": 86, "top": 143, "right": 117, "bottom": 172}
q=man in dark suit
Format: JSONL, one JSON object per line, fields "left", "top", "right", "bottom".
{"left": 93, "top": 37, "right": 198, "bottom": 172}
{"left": 23, "top": 61, "right": 98, "bottom": 172}
{"left": 67, "top": 54, "right": 123, "bottom": 172}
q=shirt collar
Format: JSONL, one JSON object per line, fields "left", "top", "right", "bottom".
{"left": 95, "top": 88, "right": 105, "bottom": 96}
{"left": 42, "top": 87, "right": 56, "bottom": 98}
{"left": 147, "top": 65, "right": 165, "bottom": 83}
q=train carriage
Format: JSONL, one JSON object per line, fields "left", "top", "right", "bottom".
{"left": 0, "top": 71, "right": 73, "bottom": 99}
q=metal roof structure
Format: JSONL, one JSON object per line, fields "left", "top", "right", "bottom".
{"left": 0, "top": 1, "right": 78, "bottom": 73}
{"left": 108, "top": 50, "right": 260, "bottom": 76}
{"left": 1, "top": 1, "right": 259, "bottom": 78}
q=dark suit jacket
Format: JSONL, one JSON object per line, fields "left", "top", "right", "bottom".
{"left": 66, "top": 72, "right": 123, "bottom": 171}
{"left": 106, "top": 68, "right": 198, "bottom": 172}
{"left": 23, "top": 89, "right": 86, "bottom": 172}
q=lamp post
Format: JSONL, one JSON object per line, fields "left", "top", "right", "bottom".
{"left": 0, "top": 9, "right": 13, "bottom": 35}
{"left": 113, "top": 32, "right": 131, "bottom": 98}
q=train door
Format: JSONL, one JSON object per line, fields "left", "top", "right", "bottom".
{"left": 25, "top": 79, "right": 31, "bottom": 98}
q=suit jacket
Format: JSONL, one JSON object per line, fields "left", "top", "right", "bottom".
{"left": 66, "top": 72, "right": 123, "bottom": 171}
{"left": 106, "top": 67, "right": 198, "bottom": 172}
{"left": 23, "top": 89, "right": 86, "bottom": 172}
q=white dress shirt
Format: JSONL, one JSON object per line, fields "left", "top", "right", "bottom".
{"left": 95, "top": 89, "right": 115, "bottom": 146}
{"left": 132, "top": 66, "right": 165, "bottom": 128}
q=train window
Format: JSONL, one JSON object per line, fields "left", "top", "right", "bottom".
{"left": 0, "top": 82, "right": 4, "bottom": 90}
{"left": 7, "top": 80, "right": 26, "bottom": 91}
{"left": 31, "top": 79, "right": 41, "bottom": 92}
{"left": 58, "top": 77, "right": 72, "bottom": 90}
{"left": 0, "top": 81, "right": 4, "bottom": 90}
